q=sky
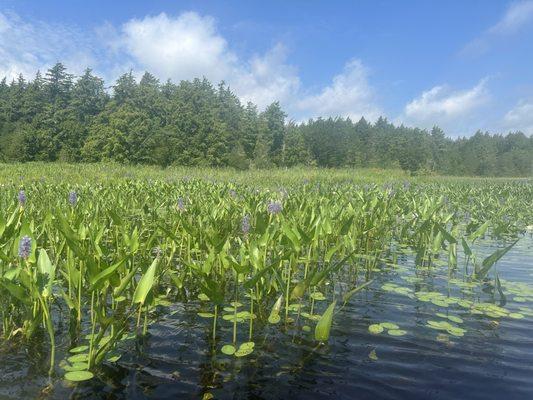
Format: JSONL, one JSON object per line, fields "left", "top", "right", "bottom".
{"left": 0, "top": 0, "right": 532, "bottom": 137}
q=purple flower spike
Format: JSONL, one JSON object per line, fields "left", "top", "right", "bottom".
{"left": 18, "top": 190, "right": 26, "bottom": 206}
{"left": 267, "top": 201, "right": 283, "bottom": 215}
{"left": 18, "top": 236, "right": 32, "bottom": 259}
{"left": 69, "top": 191, "right": 78, "bottom": 206}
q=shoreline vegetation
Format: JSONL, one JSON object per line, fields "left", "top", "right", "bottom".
{"left": 1, "top": 163, "right": 531, "bottom": 185}
{"left": 1, "top": 63, "right": 531, "bottom": 177}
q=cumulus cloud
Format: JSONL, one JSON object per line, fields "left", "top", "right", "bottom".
{"left": 503, "top": 100, "right": 533, "bottom": 135}
{"left": 461, "top": 1, "right": 533, "bottom": 56}
{"left": 397, "top": 79, "right": 490, "bottom": 134}
{"left": 108, "top": 12, "right": 299, "bottom": 109}
{"left": 120, "top": 12, "right": 236, "bottom": 84}
{"left": 0, "top": 11, "right": 95, "bottom": 80}
{"left": 295, "top": 59, "right": 381, "bottom": 122}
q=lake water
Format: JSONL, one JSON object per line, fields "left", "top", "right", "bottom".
{"left": 1, "top": 235, "right": 532, "bottom": 399}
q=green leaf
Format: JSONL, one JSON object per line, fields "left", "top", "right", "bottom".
{"left": 476, "top": 240, "right": 518, "bottom": 279}
{"left": 90, "top": 258, "right": 126, "bottom": 288}
{"left": 268, "top": 294, "right": 283, "bottom": 324}
{"left": 221, "top": 344, "right": 236, "bottom": 355}
{"left": 37, "top": 249, "right": 55, "bottom": 297}
{"left": 64, "top": 370, "right": 94, "bottom": 382}
{"left": 133, "top": 258, "right": 159, "bottom": 305}
{"left": 314, "top": 300, "right": 336, "bottom": 342}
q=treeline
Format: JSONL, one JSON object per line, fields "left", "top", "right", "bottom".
{"left": 0, "top": 63, "right": 531, "bottom": 176}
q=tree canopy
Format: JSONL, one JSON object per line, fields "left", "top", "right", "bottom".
{"left": 0, "top": 63, "right": 531, "bottom": 176}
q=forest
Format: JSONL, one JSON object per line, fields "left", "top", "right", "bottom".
{"left": 0, "top": 63, "right": 531, "bottom": 176}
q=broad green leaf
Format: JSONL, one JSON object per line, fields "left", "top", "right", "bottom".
{"left": 314, "top": 300, "right": 336, "bottom": 342}
{"left": 133, "top": 258, "right": 159, "bottom": 305}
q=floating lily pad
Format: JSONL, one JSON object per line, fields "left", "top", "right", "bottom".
{"left": 380, "top": 322, "right": 399, "bottom": 330}
{"left": 388, "top": 329, "right": 407, "bottom": 336}
{"left": 198, "top": 293, "right": 210, "bottom": 301}
{"left": 69, "top": 345, "right": 89, "bottom": 354}
{"left": 197, "top": 312, "right": 215, "bottom": 318}
{"left": 268, "top": 314, "right": 281, "bottom": 324}
{"left": 368, "top": 349, "right": 378, "bottom": 360}
{"left": 310, "top": 292, "right": 326, "bottom": 301}
{"left": 447, "top": 315, "right": 464, "bottom": 324}
{"left": 509, "top": 313, "right": 524, "bottom": 319}
{"left": 68, "top": 354, "right": 89, "bottom": 363}
{"left": 221, "top": 344, "right": 236, "bottom": 355}
{"left": 63, "top": 362, "right": 89, "bottom": 372}
{"left": 368, "top": 324, "right": 384, "bottom": 334}
{"left": 64, "top": 370, "right": 94, "bottom": 382}
{"left": 235, "top": 342, "right": 255, "bottom": 357}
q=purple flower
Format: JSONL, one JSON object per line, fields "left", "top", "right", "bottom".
{"left": 229, "top": 189, "right": 237, "bottom": 199}
{"left": 177, "top": 197, "right": 185, "bottom": 211}
{"left": 18, "top": 190, "right": 26, "bottom": 206}
{"left": 69, "top": 191, "right": 78, "bottom": 206}
{"left": 241, "top": 214, "right": 251, "bottom": 236}
{"left": 18, "top": 235, "right": 32, "bottom": 259}
{"left": 267, "top": 201, "right": 283, "bottom": 215}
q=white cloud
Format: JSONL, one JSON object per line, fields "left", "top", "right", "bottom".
{"left": 232, "top": 44, "right": 300, "bottom": 109}
{"left": 503, "top": 100, "right": 533, "bottom": 135}
{"left": 489, "top": 0, "right": 533, "bottom": 35}
{"left": 120, "top": 12, "right": 236, "bottom": 84}
{"left": 398, "top": 79, "right": 490, "bottom": 134}
{"left": 0, "top": 11, "right": 95, "bottom": 80}
{"left": 295, "top": 59, "right": 381, "bottom": 122}
{"left": 115, "top": 12, "right": 299, "bottom": 109}
{"left": 461, "top": 1, "right": 533, "bottom": 56}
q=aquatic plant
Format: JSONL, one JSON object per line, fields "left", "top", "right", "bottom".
{"left": 0, "top": 165, "right": 530, "bottom": 389}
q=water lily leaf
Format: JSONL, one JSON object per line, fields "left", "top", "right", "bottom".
{"left": 380, "top": 322, "right": 399, "bottom": 330}
{"left": 197, "top": 312, "right": 215, "bottom": 318}
{"left": 368, "top": 349, "right": 378, "bottom": 361}
{"left": 268, "top": 314, "right": 281, "bottom": 324}
{"left": 388, "top": 329, "right": 407, "bottom": 336}
{"left": 64, "top": 370, "right": 94, "bottom": 382}
{"left": 368, "top": 324, "right": 384, "bottom": 334}
{"left": 63, "top": 362, "right": 89, "bottom": 371}
{"left": 69, "top": 345, "right": 89, "bottom": 354}
{"left": 221, "top": 344, "right": 236, "bottom": 355}
{"left": 235, "top": 342, "right": 255, "bottom": 357}
{"left": 310, "top": 292, "right": 326, "bottom": 301}
{"left": 447, "top": 315, "right": 463, "bottom": 324}
{"left": 68, "top": 354, "right": 89, "bottom": 363}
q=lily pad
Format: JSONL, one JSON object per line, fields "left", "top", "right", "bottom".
{"left": 69, "top": 345, "right": 89, "bottom": 354}
{"left": 388, "top": 329, "right": 407, "bottom": 336}
{"left": 68, "top": 354, "right": 89, "bottom": 363}
{"left": 380, "top": 322, "right": 399, "bottom": 330}
{"left": 368, "top": 324, "right": 384, "bottom": 334}
{"left": 268, "top": 314, "right": 281, "bottom": 324}
{"left": 221, "top": 344, "right": 236, "bottom": 355}
{"left": 64, "top": 370, "right": 94, "bottom": 382}
{"left": 197, "top": 312, "right": 215, "bottom": 318}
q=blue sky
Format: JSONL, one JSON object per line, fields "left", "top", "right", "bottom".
{"left": 1, "top": 0, "right": 532, "bottom": 136}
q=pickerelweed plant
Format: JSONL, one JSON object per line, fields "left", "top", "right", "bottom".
{"left": 0, "top": 166, "right": 531, "bottom": 387}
